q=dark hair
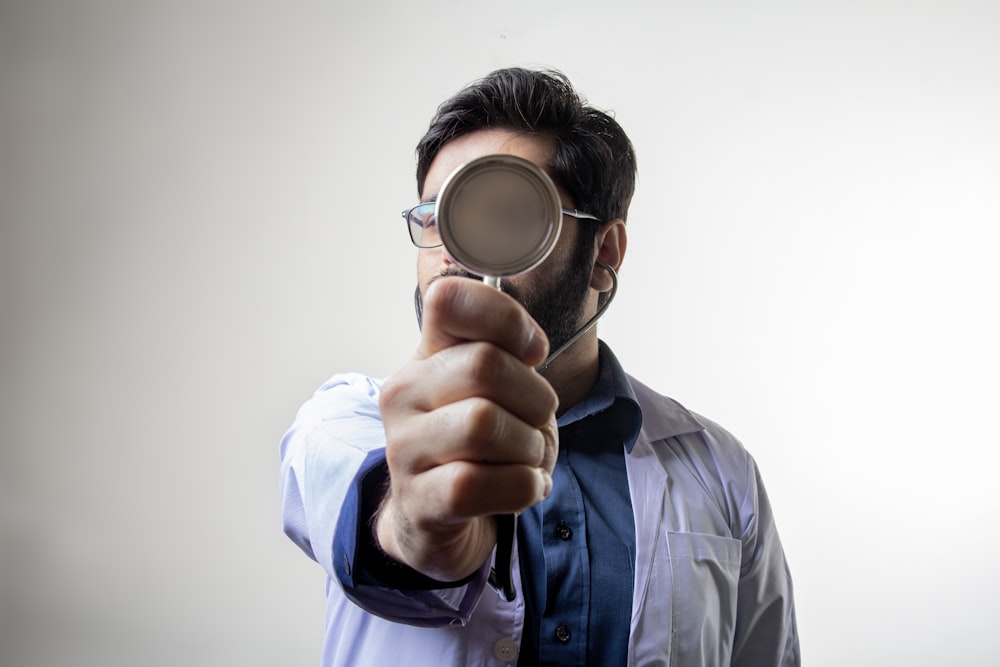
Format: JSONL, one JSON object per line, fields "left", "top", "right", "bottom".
{"left": 415, "top": 68, "right": 637, "bottom": 226}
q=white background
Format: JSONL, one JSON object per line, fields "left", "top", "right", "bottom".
{"left": 2, "top": 1, "right": 998, "bottom": 665}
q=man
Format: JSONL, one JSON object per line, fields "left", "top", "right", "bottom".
{"left": 280, "top": 67, "right": 799, "bottom": 666}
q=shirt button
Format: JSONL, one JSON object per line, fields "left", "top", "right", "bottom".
{"left": 493, "top": 638, "right": 518, "bottom": 663}
{"left": 554, "top": 624, "right": 572, "bottom": 643}
{"left": 556, "top": 522, "right": 573, "bottom": 541}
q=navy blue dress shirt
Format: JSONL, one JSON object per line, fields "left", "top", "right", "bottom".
{"left": 516, "top": 343, "right": 642, "bottom": 666}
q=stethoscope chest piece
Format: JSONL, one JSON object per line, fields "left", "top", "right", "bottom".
{"left": 436, "top": 154, "right": 563, "bottom": 279}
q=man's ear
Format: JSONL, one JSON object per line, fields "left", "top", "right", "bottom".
{"left": 591, "top": 219, "right": 627, "bottom": 293}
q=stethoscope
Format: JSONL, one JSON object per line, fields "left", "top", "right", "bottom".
{"left": 421, "top": 153, "right": 619, "bottom": 601}
{"left": 418, "top": 153, "right": 619, "bottom": 370}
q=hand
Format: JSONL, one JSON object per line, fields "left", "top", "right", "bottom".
{"left": 375, "top": 277, "right": 559, "bottom": 582}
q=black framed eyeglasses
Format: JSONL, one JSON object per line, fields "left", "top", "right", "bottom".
{"left": 401, "top": 201, "right": 602, "bottom": 249}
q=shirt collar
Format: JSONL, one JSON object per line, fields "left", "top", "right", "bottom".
{"left": 557, "top": 340, "right": 643, "bottom": 452}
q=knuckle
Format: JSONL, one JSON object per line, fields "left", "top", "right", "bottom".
{"left": 441, "top": 462, "right": 485, "bottom": 517}
{"left": 465, "top": 344, "right": 505, "bottom": 388}
{"left": 462, "top": 397, "right": 502, "bottom": 443}
{"left": 383, "top": 433, "right": 404, "bottom": 467}
{"left": 445, "top": 463, "right": 474, "bottom": 501}
{"left": 498, "top": 304, "right": 527, "bottom": 333}
{"left": 378, "top": 375, "right": 404, "bottom": 413}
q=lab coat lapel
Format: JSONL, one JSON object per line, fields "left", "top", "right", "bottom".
{"left": 626, "top": 434, "right": 671, "bottom": 665}
{"left": 624, "top": 375, "right": 708, "bottom": 665}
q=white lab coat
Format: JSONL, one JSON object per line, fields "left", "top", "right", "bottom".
{"left": 281, "top": 373, "right": 799, "bottom": 666}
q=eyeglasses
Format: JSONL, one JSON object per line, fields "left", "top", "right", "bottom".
{"left": 402, "top": 201, "right": 602, "bottom": 248}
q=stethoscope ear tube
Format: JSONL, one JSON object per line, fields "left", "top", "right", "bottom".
{"left": 537, "top": 259, "right": 618, "bottom": 370}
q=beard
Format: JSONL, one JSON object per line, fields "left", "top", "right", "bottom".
{"left": 416, "top": 232, "right": 596, "bottom": 355}
{"left": 501, "top": 250, "right": 592, "bottom": 354}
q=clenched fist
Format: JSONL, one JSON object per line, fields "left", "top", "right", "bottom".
{"left": 375, "top": 276, "right": 559, "bottom": 582}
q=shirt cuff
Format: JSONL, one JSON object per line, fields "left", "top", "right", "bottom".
{"left": 334, "top": 448, "right": 477, "bottom": 591}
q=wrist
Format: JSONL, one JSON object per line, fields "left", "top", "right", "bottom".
{"left": 366, "top": 496, "right": 479, "bottom": 589}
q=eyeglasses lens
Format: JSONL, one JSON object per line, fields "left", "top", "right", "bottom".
{"left": 408, "top": 203, "right": 439, "bottom": 248}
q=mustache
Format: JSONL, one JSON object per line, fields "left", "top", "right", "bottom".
{"left": 429, "top": 267, "right": 523, "bottom": 300}
{"left": 432, "top": 267, "right": 483, "bottom": 282}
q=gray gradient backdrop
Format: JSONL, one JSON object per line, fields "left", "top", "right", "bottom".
{"left": 2, "top": 1, "right": 998, "bottom": 665}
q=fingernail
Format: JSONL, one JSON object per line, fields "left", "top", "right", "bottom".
{"left": 526, "top": 327, "right": 547, "bottom": 363}
{"left": 541, "top": 472, "right": 553, "bottom": 499}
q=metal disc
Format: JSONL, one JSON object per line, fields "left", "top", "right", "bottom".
{"left": 436, "top": 154, "right": 563, "bottom": 277}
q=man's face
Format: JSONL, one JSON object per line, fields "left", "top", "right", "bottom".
{"left": 416, "top": 129, "right": 597, "bottom": 352}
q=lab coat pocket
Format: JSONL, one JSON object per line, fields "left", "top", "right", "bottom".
{"left": 666, "top": 531, "right": 741, "bottom": 666}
